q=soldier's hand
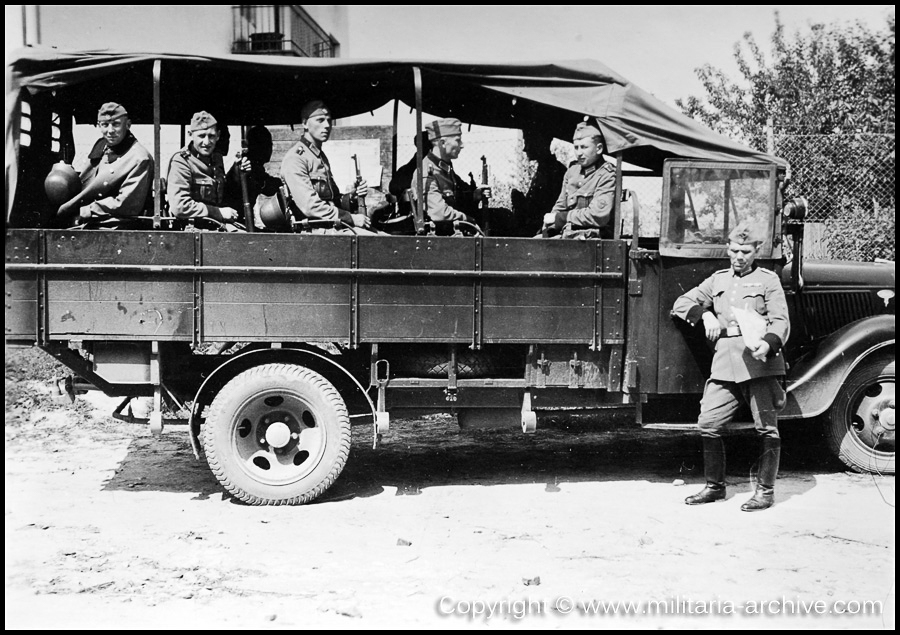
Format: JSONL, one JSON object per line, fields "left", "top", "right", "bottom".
{"left": 702, "top": 312, "right": 720, "bottom": 341}
{"left": 355, "top": 179, "right": 368, "bottom": 199}
{"left": 351, "top": 213, "right": 371, "bottom": 229}
{"left": 474, "top": 185, "right": 492, "bottom": 202}
{"left": 78, "top": 207, "right": 93, "bottom": 222}
{"left": 542, "top": 212, "right": 556, "bottom": 228}
{"left": 750, "top": 341, "right": 771, "bottom": 361}
{"left": 218, "top": 207, "right": 240, "bottom": 222}
{"left": 238, "top": 157, "right": 252, "bottom": 172}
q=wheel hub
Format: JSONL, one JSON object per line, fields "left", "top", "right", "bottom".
{"left": 876, "top": 401, "right": 895, "bottom": 432}
{"left": 231, "top": 392, "right": 327, "bottom": 486}
{"left": 851, "top": 382, "right": 895, "bottom": 452}
{"left": 264, "top": 420, "right": 292, "bottom": 448}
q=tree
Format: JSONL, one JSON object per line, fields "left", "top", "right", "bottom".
{"left": 677, "top": 13, "right": 895, "bottom": 148}
{"left": 677, "top": 13, "right": 895, "bottom": 261}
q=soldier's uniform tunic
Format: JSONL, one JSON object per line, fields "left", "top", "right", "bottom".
{"left": 77, "top": 133, "right": 153, "bottom": 221}
{"left": 672, "top": 265, "right": 790, "bottom": 438}
{"left": 548, "top": 159, "right": 616, "bottom": 239}
{"left": 410, "top": 152, "right": 478, "bottom": 222}
{"left": 281, "top": 136, "right": 358, "bottom": 225}
{"left": 166, "top": 143, "right": 230, "bottom": 219}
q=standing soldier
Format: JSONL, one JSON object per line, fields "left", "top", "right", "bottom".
{"left": 541, "top": 122, "right": 615, "bottom": 239}
{"left": 166, "top": 111, "right": 248, "bottom": 227}
{"left": 56, "top": 102, "right": 154, "bottom": 226}
{"left": 281, "top": 100, "right": 373, "bottom": 233}
{"left": 411, "top": 117, "right": 491, "bottom": 225}
{"left": 672, "top": 222, "right": 790, "bottom": 511}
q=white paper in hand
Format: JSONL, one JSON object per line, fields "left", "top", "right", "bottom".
{"left": 732, "top": 306, "right": 767, "bottom": 351}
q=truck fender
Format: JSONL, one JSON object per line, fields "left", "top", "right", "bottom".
{"left": 781, "top": 314, "right": 895, "bottom": 419}
{"left": 187, "top": 347, "right": 376, "bottom": 458}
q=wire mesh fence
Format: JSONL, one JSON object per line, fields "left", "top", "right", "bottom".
{"left": 774, "top": 131, "right": 895, "bottom": 262}
{"left": 462, "top": 126, "right": 896, "bottom": 258}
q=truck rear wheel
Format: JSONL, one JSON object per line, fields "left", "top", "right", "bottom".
{"left": 201, "top": 363, "right": 351, "bottom": 505}
{"left": 825, "top": 355, "right": 894, "bottom": 475}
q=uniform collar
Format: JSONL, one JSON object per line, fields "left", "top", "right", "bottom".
{"left": 187, "top": 142, "right": 219, "bottom": 163}
{"left": 89, "top": 132, "right": 136, "bottom": 161}
{"left": 732, "top": 264, "right": 758, "bottom": 278}
{"left": 580, "top": 157, "right": 603, "bottom": 177}
{"left": 107, "top": 132, "right": 136, "bottom": 156}
{"left": 301, "top": 135, "right": 322, "bottom": 157}
{"left": 427, "top": 152, "right": 452, "bottom": 173}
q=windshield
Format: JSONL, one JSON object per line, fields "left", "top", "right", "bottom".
{"left": 660, "top": 162, "right": 778, "bottom": 258}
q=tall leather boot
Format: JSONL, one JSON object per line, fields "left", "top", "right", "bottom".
{"left": 685, "top": 437, "right": 726, "bottom": 505}
{"left": 742, "top": 437, "right": 781, "bottom": 512}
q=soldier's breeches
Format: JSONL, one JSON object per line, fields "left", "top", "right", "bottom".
{"left": 697, "top": 377, "right": 784, "bottom": 439}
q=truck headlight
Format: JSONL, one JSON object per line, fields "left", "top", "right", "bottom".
{"left": 782, "top": 196, "right": 808, "bottom": 221}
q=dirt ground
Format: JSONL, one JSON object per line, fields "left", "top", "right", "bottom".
{"left": 5, "top": 348, "right": 895, "bottom": 629}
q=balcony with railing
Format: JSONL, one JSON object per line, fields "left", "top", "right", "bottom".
{"left": 232, "top": 5, "right": 338, "bottom": 57}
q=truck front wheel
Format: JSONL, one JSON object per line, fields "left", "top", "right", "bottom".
{"left": 201, "top": 363, "right": 351, "bottom": 504}
{"left": 825, "top": 355, "right": 894, "bottom": 475}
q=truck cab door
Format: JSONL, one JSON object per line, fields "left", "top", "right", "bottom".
{"left": 652, "top": 160, "right": 783, "bottom": 395}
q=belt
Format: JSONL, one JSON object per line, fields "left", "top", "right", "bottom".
{"left": 720, "top": 326, "right": 742, "bottom": 338}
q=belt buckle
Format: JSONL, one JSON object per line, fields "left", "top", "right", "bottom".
{"left": 726, "top": 326, "right": 741, "bottom": 337}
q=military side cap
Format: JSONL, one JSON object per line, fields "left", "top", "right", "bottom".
{"left": 426, "top": 117, "right": 462, "bottom": 141}
{"left": 573, "top": 121, "right": 602, "bottom": 140}
{"left": 300, "top": 99, "right": 331, "bottom": 122}
{"left": 190, "top": 111, "right": 217, "bottom": 131}
{"left": 97, "top": 102, "right": 128, "bottom": 123}
{"left": 728, "top": 221, "right": 766, "bottom": 245}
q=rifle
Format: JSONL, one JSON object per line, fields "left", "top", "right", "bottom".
{"left": 480, "top": 155, "right": 491, "bottom": 235}
{"left": 352, "top": 154, "right": 367, "bottom": 217}
{"left": 237, "top": 140, "right": 255, "bottom": 232}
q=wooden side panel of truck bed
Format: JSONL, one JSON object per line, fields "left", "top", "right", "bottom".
{"left": 5, "top": 230, "right": 626, "bottom": 347}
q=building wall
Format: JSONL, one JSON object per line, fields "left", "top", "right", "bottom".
{"left": 33, "top": 5, "right": 347, "bottom": 57}
{"left": 38, "top": 6, "right": 233, "bottom": 55}
{"left": 301, "top": 5, "right": 348, "bottom": 55}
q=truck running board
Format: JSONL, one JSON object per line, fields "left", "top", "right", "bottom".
{"left": 641, "top": 421, "right": 757, "bottom": 431}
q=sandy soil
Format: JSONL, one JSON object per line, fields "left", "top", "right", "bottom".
{"left": 5, "top": 350, "right": 895, "bottom": 629}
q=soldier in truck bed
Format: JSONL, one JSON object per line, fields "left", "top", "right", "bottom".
{"left": 280, "top": 100, "right": 374, "bottom": 234}
{"left": 511, "top": 127, "right": 567, "bottom": 237}
{"left": 410, "top": 117, "right": 492, "bottom": 226}
{"left": 56, "top": 102, "right": 154, "bottom": 227}
{"left": 541, "top": 122, "right": 615, "bottom": 239}
{"left": 166, "top": 111, "right": 250, "bottom": 227}
{"left": 224, "top": 125, "right": 281, "bottom": 230}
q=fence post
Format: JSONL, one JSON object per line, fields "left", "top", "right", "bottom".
{"left": 766, "top": 117, "right": 774, "bottom": 154}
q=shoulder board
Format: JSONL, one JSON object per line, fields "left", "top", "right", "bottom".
{"left": 713, "top": 268, "right": 731, "bottom": 274}
{"left": 757, "top": 267, "right": 779, "bottom": 277}
{"left": 178, "top": 149, "right": 190, "bottom": 159}
{"left": 295, "top": 144, "right": 305, "bottom": 155}
{"left": 600, "top": 162, "right": 614, "bottom": 172}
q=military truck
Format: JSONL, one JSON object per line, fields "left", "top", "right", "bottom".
{"left": 6, "top": 49, "right": 894, "bottom": 504}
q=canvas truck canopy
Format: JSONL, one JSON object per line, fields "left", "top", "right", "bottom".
{"left": 6, "top": 47, "right": 786, "bottom": 221}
